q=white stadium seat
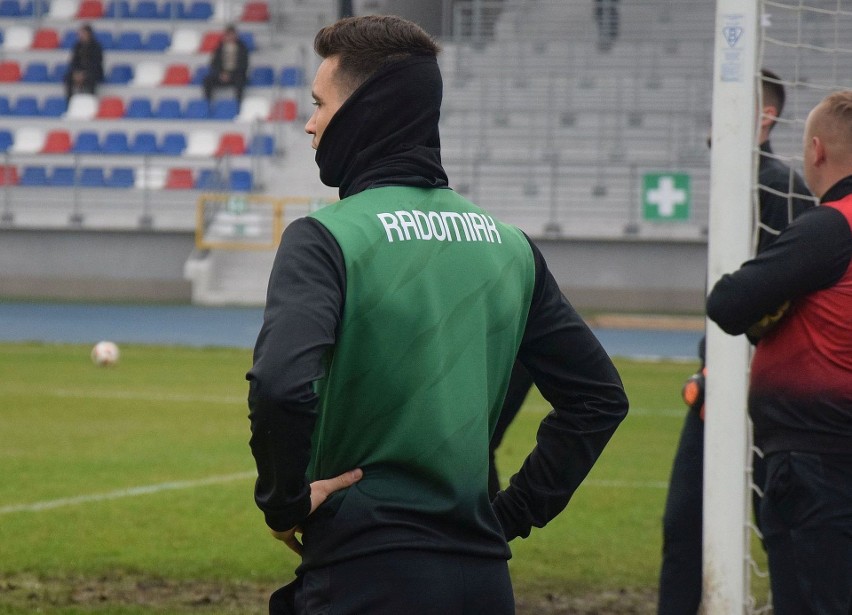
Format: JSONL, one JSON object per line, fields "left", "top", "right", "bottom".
{"left": 48, "top": 0, "right": 79, "bottom": 19}
{"left": 236, "top": 96, "right": 271, "bottom": 123}
{"left": 135, "top": 167, "right": 167, "bottom": 190}
{"left": 2, "top": 26, "right": 33, "bottom": 51}
{"left": 185, "top": 130, "right": 218, "bottom": 157}
{"left": 131, "top": 61, "right": 165, "bottom": 87}
{"left": 168, "top": 29, "right": 201, "bottom": 54}
{"left": 64, "top": 94, "right": 98, "bottom": 120}
{"left": 10, "top": 127, "right": 46, "bottom": 154}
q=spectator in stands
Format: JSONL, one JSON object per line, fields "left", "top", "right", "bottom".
{"left": 706, "top": 89, "right": 852, "bottom": 615}
{"left": 594, "top": 0, "right": 620, "bottom": 52}
{"left": 657, "top": 69, "right": 815, "bottom": 615}
{"left": 203, "top": 24, "right": 250, "bottom": 110}
{"left": 64, "top": 24, "right": 104, "bottom": 103}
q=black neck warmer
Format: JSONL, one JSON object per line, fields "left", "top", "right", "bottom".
{"left": 315, "top": 54, "right": 449, "bottom": 199}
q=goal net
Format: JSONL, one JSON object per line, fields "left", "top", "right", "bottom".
{"left": 704, "top": 0, "right": 849, "bottom": 612}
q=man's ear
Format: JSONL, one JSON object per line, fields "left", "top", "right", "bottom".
{"left": 760, "top": 105, "right": 778, "bottom": 130}
{"left": 812, "top": 135, "right": 827, "bottom": 167}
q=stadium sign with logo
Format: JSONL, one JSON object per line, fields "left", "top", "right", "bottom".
{"left": 642, "top": 172, "right": 691, "bottom": 221}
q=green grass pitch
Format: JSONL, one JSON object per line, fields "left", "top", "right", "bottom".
{"left": 0, "top": 341, "right": 759, "bottom": 613}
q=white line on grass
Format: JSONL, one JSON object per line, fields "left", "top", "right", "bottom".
{"left": 0, "top": 471, "right": 256, "bottom": 516}
{"left": 0, "top": 386, "right": 244, "bottom": 405}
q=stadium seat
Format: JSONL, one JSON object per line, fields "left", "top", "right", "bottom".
{"left": 42, "top": 130, "right": 72, "bottom": 153}
{"left": 0, "top": 129, "right": 12, "bottom": 152}
{"left": 49, "top": 63, "right": 68, "bottom": 82}
{"left": 179, "top": 1, "right": 212, "bottom": 20}
{"left": 195, "top": 168, "right": 223, "bottom": 190}
{"left": 135, "top": 166, "right": 166, "bottom": 189}
{"left": 104, "top": 0, "right": 130, "bottom": 17}
{"left": 115, "top": 31, "right": 143, "bottom": 51}
{"left": 247, "top": 133, "right": 274, "bottom": 156}
{"left": 199, "top": 31, "right": 222, "bottom": 53}
{"left": 230, "top": 169, "right": 252, "bottom": 191}
{"left": 0, "top": 96, "right": 9, "bottom": 115}
{"left": 130, "top": 131, "right": 158, "bottom": 155}
{"left": 154, "top": 98, "right": 182, "bottom": 119}
{"left": 125, "top": 97, "right": 154, "bottom": 118}
{"left": 102, "top": 131, "right": 130, "bottom": 154}
{"left": 132, "top": 0, "right": 156, "bottom": 18}
{"left": 190, "top": 65, "right": 209, "bottom": 85}
{"left": 11, "top": 96, "right": 39, "bottom": 116}
{"left": 96, "top": 96, "right": 125, "bottom": 119}
{"left": 240, "top": 1, "right": 268, "bottom": 22}
{"left": 215, "top": 132, "right": 246, "bottom": 156}
{"left": 21, "top": 62, "right": 49, "bottom": 82}
{"left": 210, "top": 99, "right": 238, "bottom": 120}
{"left": 131, "top": 61, "right": 164, "bottom": 87}
{"left": 65, "top": 94, "right": 98, "bottom": 120}
{"left": 0, "top": 61, "right": 22, "bottom": 82}
{"left": 59, "top": 30, "right": 78, "bottom": 49}
{"left": 94, "top": 30, "right": 114, "bottom": 50}
{"left": 48, "top": 0, "right": 78, "bottom": 19}
{"left": 168, "top": 28, "right": 201, "bottom": 54}
{"left": 40, "top": 97, "right": 67, "bottom": 117}
{"left": 22, "top": 0, "right": 49, "bottom": 17}
{"left": 11, "top": 127, "right": 46, "bottom": 154}
{"left": 32, "top": 28, "right": 59, "bottom": 49}
{"left": 280, "top": 67, "right": 304, "bottom": 87}
{"left": 144, "top": 31, "right": 170, "bottom": 51}
{"left": 269, "top": 99, "right": 297, "bottom": 122}
{"left": 159, "top": 132, "right": 187, "bottom": 155}
{"left": 184, "top": 98, "right": 209, "bottom": 119}
{"left": 0, "top": 165, "right": 19, "bottom": 185}
{"left": 239, "top": 32, "right": 256, "bottom": 52}
{"left": 76, "top": 0, "right": 103, "bottom": 18}
{"left": 0, "top": 0, "right": 22, "bottom": 17}
{"left": 72, "top": 131, "right": 101, "bottom": 153}
{"left": 79, "top": 167, "right": 106, "bottom": 187}
{"left": 105, "top": 167, "right": 134, "bottom": 188}
{"left": 249, "top": 66, "right": 274, "bottom": 87}
{"left": 105, "top": 64, "right": 133, "bottom": 84}
{"left": 49, "top": 166, "right": 76, "bottom": 187}
{"left": 236, "top": 96, "right": 270, "bottom": 123}
{"left": 186, "top": 130, "right": 217, "bottom": 156}
{"left": 163, "top": 64, "right": 190, "bottom": 85}
{"left": 164, "top": 167, "right": 193, "bottom": 189}
{"left": 19, "top": 166, "right": 49, "bottom": 186}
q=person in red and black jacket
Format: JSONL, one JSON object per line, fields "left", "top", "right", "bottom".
{"left": 707, "top": 89, "right": 852, "bottom": 615}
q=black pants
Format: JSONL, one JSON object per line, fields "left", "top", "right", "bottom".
{"left": 203, "top": 71, "right": 246, "bottom": 104}
{"left": 488, "top": 361, "right": 534, "bottom": 498}
{"left": 760, "top": 451, "right": 852, "bottom": 615}
{"left": 270, "top": 550, "right": 515, "bottom": 615}
{"left": 657, "top": 408, "right": 767, "bottom": 614}
{"left": 64, "top": 71, "right": 98, "bottom": 102}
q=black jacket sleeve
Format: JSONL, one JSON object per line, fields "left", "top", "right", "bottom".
{"left": 246, "top": 218, "right": 345, "bottom": 532}
{"left": 491, "top": 237, "right": 629, "bottom": 541}
{"left": 707, "top": 206, "right": 852, "bottom": 335}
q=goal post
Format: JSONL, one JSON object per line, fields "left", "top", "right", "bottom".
{"left": 703, "top": 0, "right": 760, "bottom": 613}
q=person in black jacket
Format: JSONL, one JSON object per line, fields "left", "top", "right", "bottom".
{"left": 706, "top": 89, "right": 852, "bottom": 615}
{"left": 247, "top": 15, "right": 628, "bottom": 615}
{"left": 202, "top": 24, "right": 249, "bottom": 109}
{"left": 657, "top": 69, "right": 815, "bottom": 615}
{"left": 63, "top": 24, "right": 103, "bottom": 103}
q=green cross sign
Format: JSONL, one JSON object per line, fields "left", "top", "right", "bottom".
{"left": 642, "top": 173, "right": 691, "bottom": 221}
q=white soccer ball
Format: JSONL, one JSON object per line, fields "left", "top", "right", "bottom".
{"left": 91, "top": 341, "right": 120, "bottom": 367}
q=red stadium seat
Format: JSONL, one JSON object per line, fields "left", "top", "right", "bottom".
{"left": 42, "top": 130, "right": 72, "bottom": 153}
{"left": 162, "top": 64, "right": 191, "bottom": 85}
{"left": 165, "top": 168, "right": 194, "bottom": 189}
{"left": 0, "top": 165, "right": 19, "bottom": 186}
{"left": 215, "top": 133, "right": 246, "bottom": 156}
{"left": 0, "top": 61, "right": 22, "bottom": 83}
{"left": 269, "top": 99, "right": 297, "bottom": 122}
{"left": 32, "top": 28, "right": 60, "bottom": 49}
{"left": 199, "top": 31, "right": 222, "bottom": 53}
{"left": 240, "top": 1, "right": 268, "bottom": 22}
{"left": 76, "top": 0, "right": 103, "bottom": 17}
{"left": 96, "top": 96, "right": 125, "bottom": 119}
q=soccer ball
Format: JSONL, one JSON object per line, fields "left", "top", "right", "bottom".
{"left": 91, "top": 341, "right": 120, "bottom": 367}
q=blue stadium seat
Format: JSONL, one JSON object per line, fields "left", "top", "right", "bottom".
{"left": 21, "top": 62, "right": 50, "bottom": 83}
{"left": 190, "top": 65, "right": 209, "bottom": 85}
{"left": 230, "top": 169, "right": 252, "bottom": 191}
{"left": 144, "top": 31, "right": 170, "bottom": 51}
{"left": 154, "top": 98, "right": 182, "bottom": 119}
{"left": 79, "top": 167, "right": 106, "bottom": 187}
{"left": 49, "top": 63, "right": 68, "bottom": 82}
{"left": 159, "top": 132, "right": 187, "bottom": 155}
{"left": 104, "top": 0, "right": 131, "bottom": 18}
{"left": 184, "top": 98, "right": 209, "bottom": 120}
{"left": 0, "top": 0, "right": 21, "bottom": 17}
{"left": 20, "top": 166, "right": 48, "bottom": 186}
{"left": 95, "top": 31, "right": 115, "bottom": 50}
{"left": 73, "top": 131, "right": 101, "bottom": 153}
{"left": 126, "top": 98, "right": 154, "bottom": 119}
{"left": 133, "top": 0, "right": 157, "bottom": 18}
{"left": 280, "top": 67, "right": 304, "bottom": 87}
{"left": 249, "top": 66, "right": 274, "bottom": 86}
{"left": 105, "top": 167, "right": 134, "bottom": 188}
{"left": 211, "top": 99, "right": 238, "bottom": 120}
{"left": 40, "top": 96, "right": 66, "bottom": 117}
{"left": 179, "top": 1, "right": 213, "bottom": 20}
{"left": 248, "top": 134, "right": 274, "bottom": 156}
{"left": 195, "top": 168, "right": 223, "bottom": 190}
{"left": 60, "top": 30, "right": 77, "bottom": 49}
{"left": 156, "top": 2, "right": 172, "bottom": 18}
{"left": 0, "top": 96, "right": 9, "bottom": 115}
{"left": 22, "top": 1, "right": 49, "bottom": 16}
{"left": 130, "top": 132, "right": 158, "bottom": 154}
{"left": 49, "top": 166, "right": 76, "bottom": 187}
{"left": 11, "top": 96, "right": 39, "bottom": 116}
{"left": 105, "top": 64, "right": 133, "bottom": 84}
{"left": 0, "top": 129, "right": 13, "bottom": 152}
{"left": 115, "top": 31, "right": 143, "bottom": 51}
{"left": 239, "top": 32, "right": 256, "bottom": 52}
{"left": 102, "top": 132, "right": 130, "bottom": 154}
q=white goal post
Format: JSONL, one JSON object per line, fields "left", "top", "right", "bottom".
{"left": 703, "top": 0, "right": 759, "bottom": 613}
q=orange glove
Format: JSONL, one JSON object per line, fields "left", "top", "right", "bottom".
{"left": 682, "top": 367, "right": 707, "bottom": 420}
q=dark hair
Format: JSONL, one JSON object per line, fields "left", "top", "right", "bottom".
{"left": 761, "top": 68, "right": 786, "bottom": 123}
{"left": 79, "top": 23, "right": 93, "bottom": 35}
{"left": 314, "top": 15, "right": 440, "bottom": 95}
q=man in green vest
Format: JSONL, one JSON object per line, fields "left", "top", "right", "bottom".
{"left": 247, "top": 15, "right": 629, "bottom": 615}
